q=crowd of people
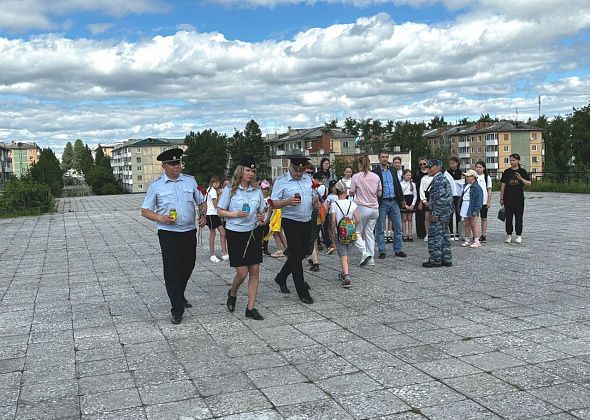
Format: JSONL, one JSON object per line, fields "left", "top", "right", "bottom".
{"left": 140, "top": 148, "right": 531, "bottom": 324}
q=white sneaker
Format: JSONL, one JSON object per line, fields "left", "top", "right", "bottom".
{"left": 210, "top": 255, "right": 220, "bottom": 263}
{"left": 505, "top": 236, "right": 512, "bottom": 243}
{"left": 424, "top": 235, "right": 428, "bottom": 242}
{"left": 221, "top": 254, "right": 230, "bottom": 262}
{"left": 470, "top": 241, "right": 481, "bottom": 248}
{"left": 366, "top": 257, "right": 375, "bottom": 266}
{"left": 360, "top": 251, "right": 371, "bottom": 267}
{"left": 450, "top": 235, "right": 456, "bottom": 241}
{"left": 515, "top": 236, "right": 522, "bottom": 244}
{"left": 461, "top": 240, "right": 471, "bottom": 247}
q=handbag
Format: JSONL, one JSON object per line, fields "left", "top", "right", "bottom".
{"left": 497, "top": 206, "right": 506, "bottom": 222}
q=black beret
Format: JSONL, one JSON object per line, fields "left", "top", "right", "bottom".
{"left": 238, "top": 155, "right": 256, "bottom": 169}
{"left": 288, "top": 155, "right": 310, "bottom": 167}
{"left": 157, "top": 148, "right": 184, "bottom": 163}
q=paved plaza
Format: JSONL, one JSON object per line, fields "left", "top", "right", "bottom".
{"left": 1, "top": 192, "right": 590, "bottom": 419}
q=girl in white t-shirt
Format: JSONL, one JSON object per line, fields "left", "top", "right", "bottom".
{"left": 475, "top": 161, "right": 492, "bottom": 242}
{"left": 205, "top": 176, "right": 229, "bottom": 263}
{"left": 330, "top": 181, "right": 360, "bottom": 288}
{"left": 400, "top": 169, "right": 417, "bottom": 241}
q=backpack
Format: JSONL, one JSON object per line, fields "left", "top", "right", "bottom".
{"left": 334, "top": 202, "right": 357, "bottom": 244}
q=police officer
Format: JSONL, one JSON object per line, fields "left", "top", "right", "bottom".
{"left": 422, "top": 159, "right": 454, "bottom": 268}
{"left": 140, "top": 148, "right": 205, "bottom": 324}
{"left": 270, "top": 156, "right": 320, "bottom": 304}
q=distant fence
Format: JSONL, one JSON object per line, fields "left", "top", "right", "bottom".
{"left": 532, "top": 172, "right": 590, "bottom": 186}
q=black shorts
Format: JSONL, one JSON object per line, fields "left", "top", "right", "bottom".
{"left": 480, "top": 206, "right": 489, "bottom": 219}
{"left": 226, "top": 228, "right": 263, "bottom": 267}
{"left": 402, "top": 195, "right": 415, "bottom": 212}
{"left": 206, "top": 215, "right": 222, "bottom": 229}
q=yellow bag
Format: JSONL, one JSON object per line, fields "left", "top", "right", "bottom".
{"left": 264, "top": 209, "right": 282, "bottom": 241}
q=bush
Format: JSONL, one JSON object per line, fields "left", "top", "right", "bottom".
{"left": 0, "top": 177, "right": 55, "bottom": 216}
{"left": 86, "top": 166, "right": 121, "bottom": 195}
{"left": 528, "top": 180, "right": 590, "bottom": 194}
{"left": 99, "top": 183, "right": 120, "bottom": 195}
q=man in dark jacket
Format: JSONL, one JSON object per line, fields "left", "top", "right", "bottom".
{"left": 372, "top": 150, "right": 407, "bottom": 259}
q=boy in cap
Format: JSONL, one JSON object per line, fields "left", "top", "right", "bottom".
{"left": 270, "top": 156, "right": 320, "bottom": 304}
{"left": 140, "top": 148, "right": 205, "bottom": 324}
{"left": 422, "top": 159, "right": 454, "bottom": 268}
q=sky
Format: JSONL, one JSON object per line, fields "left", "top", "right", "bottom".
{"left": 1, "top": 0, "right": 590, "bottom": 151}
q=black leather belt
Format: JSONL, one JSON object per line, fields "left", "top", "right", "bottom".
{"left": 382, "top": 197, "right": 395, "bottom": 201}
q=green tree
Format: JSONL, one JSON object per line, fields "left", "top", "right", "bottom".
{"left": 324, "top": 119, "right": 339, "bottom": 129}
{"left": 571, "top": 103, "right": 590, "bottom": 170}
{"left": 183, "top": 129, "right": 229, "bottom": 184}
{"left": 457, "top": 117, "right": 472, "bottom": 126}
{"left": 332, "top": 155, "right": 354, "bottom": 179}
{"left": 429, "top": 116, "right": 447, "bottom": 129}
{"left": 72, "top": 139, "right": 85, "bottom": 173}
{"left": 30, "top": 148, "right": 64, "bottom": 197}
{"left": 80, "top": 144, "right": 94, "bottom": 176}
{"left": 0, "top": 176, "right": 54, "bottom": 214}
{"left": 94, "top": 144, "right": 109, "bottom": 168}
{"left": 61, "top": 141, "right": 73, "bottom": 171}
{"left": 544, "top": 115, "right": 572, "bottom": 174}
{"left": 343, "top": 117, "right": 360, "bottom": 136}
{"left": 228, "top": 120, "right": 269, "bottom": 177}
{"left": 389, "top": 121, "right": 430, "bottom": 170}
{"left": 85, "top": 165, "right": 120, "bottom": 195}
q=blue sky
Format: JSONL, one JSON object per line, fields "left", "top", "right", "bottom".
{"left": 0, "top": 0, "right": 589, "bottom": 151}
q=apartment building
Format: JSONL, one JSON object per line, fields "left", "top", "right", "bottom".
{"left": 93, "top": 144, "right": 116, "bottom": 159}
{"left": 5, "top": 141, "right": 40, "bottom": 178}
{"left": 111, "top": 138, "right": 185, "bottom": 193}
{"left": 0, "top": 143, "right": 13, "bottom": 185}
{"left": 445, "top": 121, "right": 543, "bottom": 177}
{"left": 265, "top": 127, "right": 357, "bottom": 178}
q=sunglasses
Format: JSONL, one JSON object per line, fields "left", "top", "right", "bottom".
{"left": 419, "top": 163, "right": 427, "bottom": 167}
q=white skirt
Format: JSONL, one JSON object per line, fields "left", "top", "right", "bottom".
{"left": 460, "top": 200, "right": 470, "bottom": 218}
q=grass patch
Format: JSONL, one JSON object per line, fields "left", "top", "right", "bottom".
{"left": 0, "top": 207, "right": 46, "bottom": 219}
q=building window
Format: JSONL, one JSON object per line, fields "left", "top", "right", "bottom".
{"left": 478, "top": 147, "right": 482, "bottom": 153}
{"left": 136, "top": 157, "right": 141, "bottom": 163}
{"left": 531, "top": 132, "right": 537, "bottom": 140}
{"left": 136, "top": 148, "right": 141, "bottom": 153}
{"left": 504, "top": 134, "right": 509, "bottom": 140}
{"left": 471, "top": 158, "right": 476, "bottom": 164}
{"left": 342, "top": 141, "right": 349, "bottom": 148}
{"left": 532, "top": 157, "right": 539, "bottom": 163}
{"left": 504, "top": 157, "right": 510, "bottom": 164}
{"left": 532, "top": 144, "right": 538, "bottom": 151}
{"left": 504, "top": 146, "right": 510, "bottom": 152}
{"left": 532, "top": 168, "right": 537, "bottom": 173}
{"left": 137, "top": 175, "right": 142, "bottom": 181}
{"left": 138, "top": 184, "right": 143, "bottom": 189}
{"left": 137, "top": 166, "right": 141, "bottom": 171}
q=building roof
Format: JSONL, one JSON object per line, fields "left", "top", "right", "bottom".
{"left": 265, "top": 127, "right": 356, "bottom": 144}
{"left": 478, "top": 120, "right": 542, "bottom": 133}
{"left": 4, "top": 141, "right": 39, "bottom": 150}
{"left": 422, "top": 125, "right": 466, "bottom": 138}
{"left": 113, "top": 138, "right": 185, "bottom": 150}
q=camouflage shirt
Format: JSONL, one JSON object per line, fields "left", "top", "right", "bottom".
{"left": 429, "top": 172, "right": 454, "bottom": 219}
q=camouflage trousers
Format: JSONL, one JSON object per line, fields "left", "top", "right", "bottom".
{"left": 428, "top": 219, "right": 452, "bottom": 264}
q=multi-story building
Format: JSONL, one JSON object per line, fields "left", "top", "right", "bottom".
{"left": 0, "top": 143, "right": 13, "bottom": 185}
{"left": 5, "top": 141, "right": 40, "bottom": 178}
{"left": 423, "top": 125, "right": 466, "bottom": 155}
{"left": 445, "top": 121, "right": 543, "bottom": 177}
{"left": 111, "top": 138, "right": 185, "bottom": 193}
{"left": 265, "top": 127, "right": 357, "bottom": 178}
{"left": 94, "top": 144, "right": 116, "bottom": 159}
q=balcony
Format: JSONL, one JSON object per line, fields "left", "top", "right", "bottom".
{"left": 485, "top": 139, "right": 498, "bottom": 146}
{"left": 485, "top": 151, "right": 498, "bottom": 158}
{"left": 459, "top": 152, "right": 470, "bottom": 159}
{"left": 458, "top": 141, "right": 470, "bottom": 148}
{"left": 486, "top": 163, "right": 498, "bottom": 169}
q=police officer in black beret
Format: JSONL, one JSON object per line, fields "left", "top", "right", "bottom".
{"left": 140, "top": 148, "right": 206, "bottom": 324}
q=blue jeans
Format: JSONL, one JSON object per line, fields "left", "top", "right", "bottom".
{"left": 376, "top": 200, "right": 403, "bottom": 254}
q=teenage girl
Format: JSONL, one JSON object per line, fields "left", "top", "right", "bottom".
{"left": 474, "top": 161, "right": 492, "bottom": 242}
{"left": 400, "top": 169, "right": 416, "bottom": 241}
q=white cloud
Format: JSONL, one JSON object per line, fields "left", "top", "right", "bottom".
{"left": 176, "top": 23, "right": 196, "bottom": 32}
{"left": 86, "top": 23, "right": 114, "bottom": 35}
{"left": 0, "top": 0, "right": 168, "bottom": 32}
{"left": 0, "top": 7, "right": 589, "bottom": 150}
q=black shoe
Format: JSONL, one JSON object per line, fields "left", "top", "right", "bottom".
{"left": 422, "top": 261, "right": 442, "bottom": 268}
{"left": 441, "top": 261, "right": 453, "bottom": 267}
{"left": 274, "top": 276, "right": 290, "bottom": 293}
{"left": 395, "top": 251, "right": 407, "bottom": 258}
{"left": 480, "top": 235, "right": 487, "bottom": 243}
{"left": 245, "top": 308, "right": 264, "bottom": 320}
{"left": 263, "top": 250, "right": 271, "bottom": 256}
{"left": 379, "top": 252, "right": 386, "bottom": 259}
{"left": 171, "top": 315, "right": 182, "bottom": 324}
{"left": 227, "top": 289, "right": 236, "bottom": 312}
{"left": 283, "top": 249, "right": 289, "bottom": 257}
{"left": 304, "top": 281, "right": 311, "bottom": 290}
{"left": 300, "top": 295, "right": 314, "bottom": 304}
{"left": 309, "top": 263, "right": 320, "bottom": 272}
{"left": 183, "top": 299, "right": 192, "bottom": 308}
{"left": 308, "top": 258, "right": 314, "bottom": 265}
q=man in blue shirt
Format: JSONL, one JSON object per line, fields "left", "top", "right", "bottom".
{"left": 270, "top": 156, "right": 320, "bottom": 304}
{"left": 140, "top": 148, "right": 205, "bottom": 324}
{"left": 372, "top": 150, "right": 407, "bottom": 259}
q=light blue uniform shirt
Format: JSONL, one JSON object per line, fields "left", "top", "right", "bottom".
{"left": 141, "top": 173, "right": 204, "bottom": 232}
{"left": 271, "top": 172, "right": 313, "bottom": 222}
{"left": 217, "top": 185, "right": 265, "bottom": 232}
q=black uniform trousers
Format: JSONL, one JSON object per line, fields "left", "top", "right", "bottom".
{"left": 505, "top": 199, "right": 525, "bottom": 236}
{"left": 415, "top": 205, "right": 427, "bottom": 239}
{"left": 157, "top": 229, "right": 196, "bottom": 317}
{"left": 276, "top": 218, "right": 311, "bottom": 299}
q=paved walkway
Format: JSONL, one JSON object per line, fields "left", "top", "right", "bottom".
{"left": 1, "top": 192, "right": 589, "bottom": 419}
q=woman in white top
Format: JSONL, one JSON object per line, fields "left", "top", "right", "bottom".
{"left": 349, "top": 155, "right": 382, "bottom": 266}
{"left": 475, "top": 161, "right": 492, "bottom": 242}
{"left": 400, "top": 169, "right": 417, "bottom": 241}
{"left": 205, "top": 176, "right": 229, "bottom": 262}
{"left": 419, "top": 172, "right": 434, "bottom": 241}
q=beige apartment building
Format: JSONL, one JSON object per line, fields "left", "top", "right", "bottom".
{"left": 111, "top": 138, "right": 185, "bottom": 193}
{"left": 5, "top": 141, "right": 40, "bottom": 178}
